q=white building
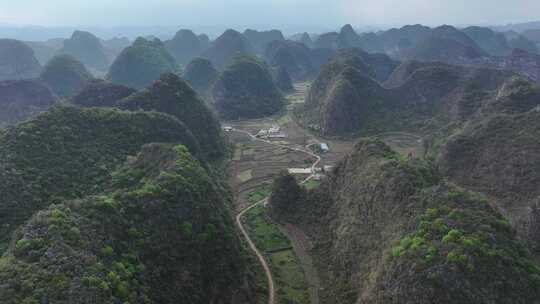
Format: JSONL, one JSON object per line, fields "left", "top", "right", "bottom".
{"left": 268, "top": 125, "right": 280, "bottom": 134}
{"left": 256, "top": 130, "right": 268, "bottom": 138}
{"left": 288, "top": 168, "right": 313, "bottom": 174}
{"left": 320, "top": 143, "right": 329, "bottom": 153}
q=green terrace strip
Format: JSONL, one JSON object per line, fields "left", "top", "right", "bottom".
{"left": 243, "top": 203, "right": 310, "bottom": 304}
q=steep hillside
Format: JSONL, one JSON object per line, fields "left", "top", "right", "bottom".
{"left": 270, "top": 139, "right": 540, "bottom": 304}
{"left": 202, "top": 29, "right": 254, "bottom": 69}
{"left": 0, "top": 39, "right": 41, "bottom": 80}
{"left": 0, "top": 143, "right": 256, "bottom": 303}
{"left": 383, "top": 60, "right": 438, "bottom": 87}
{"left": 265, "top": 40, "right": 314, "bottom": 80}
{"left": 337, "top": 24, "right": 361, "bottom": 48}
{"left": 183, "top": 57, "right": 219, "bottom": 95}
{"left": 293, "top": 32, "right": 313, "bottom": 48}
{"left": 0, "top": 106, "right": 200, "bottom": 253}
{"left": 506, "top": 33, "right": 539, "bottom": 54}
{"left": 70, "top": 79, "right": 136, "bottom": 108}
{"left": 58, "top": 30, "right": 110, "bottom": 71}
{"left": 463, "top": 26, "right": 511, "bottom": 56}
{"left": 405, "top": 37, "right": 485, "bottom": 63}
{"left": 40, "top": 54, "right": 94, "bottom": 98}
{"left": 0, "top": 80, "right": 57, "bottom": 127}
{"left": 119, "top": 73, "right": 226, "bottom": 160}
{"left": 212, "top": 56, "right": 284, "bottom": 119}
{"left": 25, "top": 39, "right": 62, "bottom": 65}
{"left": 198, "top": 34, "right": 211, "bottom": 50}
{"left": 357, "top": 32, "right": 385, "bottom": 53}
{"left": 271, "top": 66, "right": 294, "bottom": 92}
{"left": 165, "top": 29, "right": 205, "bottom": 65}
{"left": 313, "top": 32, "right": 340, "bottom": 49}
{"left": 305, "top": 66, "right": 388, "bottom": 135}
{"left": 243, "top": 29, "right": 285, "bottom": 55}
{"left": 302, "top": 58, "right": 514, "bottom": 136}
{"left": 108, "top": 37, "right": 177, "bottom": 89}
{"left": 378, "top": 24, "right": 432, "bottom": 56}
{"left": 436, "top": 78, "right": 540, "bottom": 246}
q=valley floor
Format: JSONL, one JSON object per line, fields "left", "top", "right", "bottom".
{"left": 226, "top": 82, "right": 425, "bottom": 304}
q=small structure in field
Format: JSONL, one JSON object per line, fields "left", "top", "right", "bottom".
{"left": 323, "top": 165, "right": 334, "bottom": 173}
{"left": 288, "top": 168, "right": 313, "bottom": 175}
{"left": 320, "top": 143, "right": 329, "bottom": 153}
{"left": 256, "top": 125, "right": 287, "bottom": 139}
{"left": 222, "top": 126, "right": 233, "bottom": 132}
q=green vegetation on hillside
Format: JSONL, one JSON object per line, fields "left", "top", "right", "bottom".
{"left": 40, "top": 54, "right": 94, "bottom": 98}
{"left": 70, "top": 79, "right": 136, "bottom": 108}
{"left": 0, "top": 79, "right": 57, "bottom": 127}
{"left": 183, "top": 57, "right": 218, "bottom": 95}
{"left": 243, "top": 196, "right": 310, "bottom": 304}
{"left": 212, "top": 55, "right": 284, "bottom": 120}
{"left": 58, "top": 30, "right": 110, "bottom": 71}
{"left": 0, "top": 39, "right": 42, "bottom": 81}
{"left": 0, "top": 106, "right": 200, "bottom": 252}
{"left": 119, "top": 73, "right": 226, "bottom": 160}
{"left": 108, "top": 37, "right": 177, "bottom": 89}
{"left": 269, "top": 139, "right": 540, "bottom": 304}
{"left": 0, "top": 144, "right": 256, "bottom": 303}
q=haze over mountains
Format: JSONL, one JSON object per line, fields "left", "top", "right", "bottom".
{"left": 1, "top": 3, "right": 540, "bottom": 302}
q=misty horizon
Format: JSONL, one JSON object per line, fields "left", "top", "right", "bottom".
{"left": 1, "top": 0, "right": 540, "bottom": 40}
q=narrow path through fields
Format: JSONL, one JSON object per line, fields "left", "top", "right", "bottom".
{"left": 233, "top": 128, "right": 321, "bottom": 304}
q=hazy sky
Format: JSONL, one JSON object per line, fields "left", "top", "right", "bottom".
{"left": 1, "top": 0, "right": 539, "bottom": 29}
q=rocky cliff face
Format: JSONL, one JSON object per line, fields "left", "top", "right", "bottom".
{"left": 0, "top": 79, "right": 57, "bottom": 127}
{"left": 0, "top": 39, "right": 41, "bottom": 81}
{"left": 212, "top": 56, "right": 284, "bottom": 119}
{"left": 40, "top": 54, "right": 94, "bottom": 98}
{"left": 0, "top": 143, "right": 257, "bottom": 304}
{"left": 107, "top": 37, "right": 177, "bottom": 89}
{"left": 270, "top": 139, "right": 540, "bottom": 304}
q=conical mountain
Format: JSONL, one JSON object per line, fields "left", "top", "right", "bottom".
{"left": 119, "top": 73, "right": 226, "bottom": 160}
{"left": 183, "top": 57, "right": 219, "bottom": 95}
{"left": 201, "top": 29, "right": 254, "bottom": 69}
{"left": 165, "top": 29, "right": 205, "bottom": 65}
{"left": 108, "top": 37, "right": 177, "bottom": 89}
{"left": 0, "top": 39, "right": 41, "bottom": 80}
{"left": 243, "top": 29, "right": 285, "bottom": 54}
{"left": 58, "top": 30, "right": 110, "bottom": 71}
{"left": 40, "top": 54, "right": 94, "bottom": 98}
{"left": 212, "top": 55, "right": 284, "bottom": 119}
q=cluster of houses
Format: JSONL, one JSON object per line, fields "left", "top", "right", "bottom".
{"left": 256, "top": 125, "right": 287, "bottom": 139}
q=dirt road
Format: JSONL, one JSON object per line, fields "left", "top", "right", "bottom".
{"left": 233, "top": 128, "right": 321, "bottom": 304}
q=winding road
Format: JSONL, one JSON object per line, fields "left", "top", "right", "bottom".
{"left": 233, "top": 127, "right": 321, "bottom": 304}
